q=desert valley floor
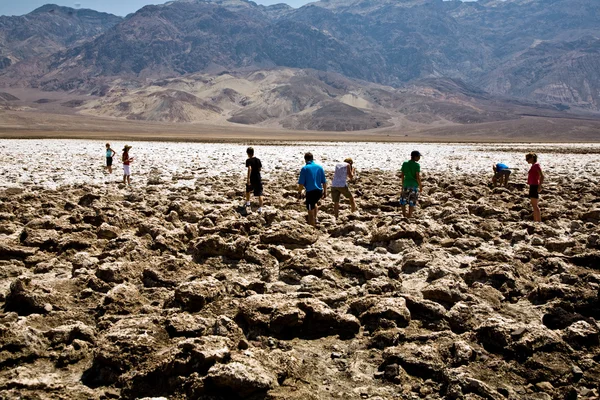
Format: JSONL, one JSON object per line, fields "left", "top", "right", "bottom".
{"left": 0, "top": 140, "right": 599, "bottom": 399}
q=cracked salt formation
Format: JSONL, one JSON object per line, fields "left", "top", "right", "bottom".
{"left": 0, "top": 140, "right": 599, "bottom": 399}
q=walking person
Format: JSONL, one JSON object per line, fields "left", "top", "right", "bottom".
{"left": 399, "top": 150, "right": 423, "bottom": 219}
{"left": 331, "top": 158, "right": 357, "bottom": 219}
{"left": 122, "top": 145, "right": 134, "bottom": 185}
{"left": 526, "top": 153, "right": 544, "bottom": 222}
{"left": 492, "top": 162, "right": 511, "bottom": 187}
{"left": 244, "top": 147, "right": 264, "bottom": 213}
{"left": 298, "top": 152, "right": 327, "bottom": 227}
{"left": 105, "top": 143, "right": 116, "bottom": 174}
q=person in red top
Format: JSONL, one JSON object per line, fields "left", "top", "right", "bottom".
{"left": 526, "top": 152, "right": 544, "bottom": 222}
{"left": 122, "top": 145, "right": 134, "bottom": 186}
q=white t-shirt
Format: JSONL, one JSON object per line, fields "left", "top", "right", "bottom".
{"left": 332, "top": 162, "right": 349, "bottom": 188}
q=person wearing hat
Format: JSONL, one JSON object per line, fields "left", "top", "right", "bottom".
{"left": 399, "top": 150, "right": 422, "bottom": 218}
{"left": 331, "top": 157, "right": 357, "bottom": 219}
{"left": 122, "top": 145, "right": 134, "bottom": 185}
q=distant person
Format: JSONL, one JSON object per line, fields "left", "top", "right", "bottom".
{"left": 122, "top": 145, "right": 134, "bottom": 185}
{"left": 399, "top": 150, "right": 422, "bottom": 219}
{"left": 492, "top": 163, "right": 511, "bottom": 187}
{"left": 526, "top": 152, "right": 544, "bottom": 222}
{"left": 245, "top": 147, "right": 264, "bottom": 213}
{"left": 331, "top": 158, "right": 357, "bottom": 218}
{"left": 105, "top": 143, "right": 116, "bottom": 174}
{"left": 298, "top": 152, "right": 327, "bottom": 227}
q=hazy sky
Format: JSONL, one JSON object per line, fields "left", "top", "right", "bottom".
{"left": 0, "top": 0, "right": 315, "bottom": 17}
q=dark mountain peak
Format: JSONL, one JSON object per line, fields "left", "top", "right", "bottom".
{"left": 29, "top": 4, "right": 76, "bottom": 14}
{"left": 0, "top": 4, "right": 122, "bottom": 71}
{"left": 29, "top": 4, "right": 119, "bottom": 18}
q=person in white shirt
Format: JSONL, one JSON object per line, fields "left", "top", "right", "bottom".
{"left": 331, "top": 158, "right": 357, "bottom": 219}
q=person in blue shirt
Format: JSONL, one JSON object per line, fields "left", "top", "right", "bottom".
{"left": 492, "top": 163, "right": 511, "bottom": 187}
{"left": 298, "top": 152, "right": 327, "bottom": 227}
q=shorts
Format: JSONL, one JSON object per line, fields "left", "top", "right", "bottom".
{"left": 400, "top": 187, "right": 419, "bottom": 207}
{"left": 494, "top": 169, "right": 511, "bottom": 180}
{"left": 245, "top": 180, "right": 263, "bottom": 196}
{"left": 305, "top": 189, "right": 323, "bottom": 210}
{"left": 106, "top": 157, "right": 113, "bottom": 167}
{"left": 331, "top": 186, "right": 353, "bottom": 203}
{"left": 123, "top": 165, "right": 131, "bottom": 176}
{"left": 529, "top": 185, "right": 539, "bottom": 199}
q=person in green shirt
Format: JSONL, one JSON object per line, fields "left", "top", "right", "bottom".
{"left": 399, "top": 150, "right": 423, "bottom": 218}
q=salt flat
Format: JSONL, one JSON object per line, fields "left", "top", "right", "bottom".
{"left": 1, "top": 140, "right": 599, "bottom": 189}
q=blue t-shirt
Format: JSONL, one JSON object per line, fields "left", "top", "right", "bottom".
{"left": 298, "top": 161, "right": 326, "bottom": 192}
{"left": 496, "top": 163, "right": 509, "bottom": 171}
{"left": 106, "top": 150, "right": 113, "bottom": 158}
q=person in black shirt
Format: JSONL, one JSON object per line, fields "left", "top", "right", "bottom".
{"left": 245, "top": 147, "right": 264, "bottom": 212}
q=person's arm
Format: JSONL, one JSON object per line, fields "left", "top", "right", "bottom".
{"left": 297, "top": 184, "right": 305, "bottom": 199}
{"left": 538, "top": 168, "right": 544, "bottom": 192}
{"left": 322, "top": 182, "right": 327, "bottom": 199}
{"left": 298, "top": 168, "right": 305, "bottom": 198}
{"left": 247, "top": 166, "right": 252, "bottom": 184}
{"left": 347, "top": 164, "right": 354, "bottom": 181}
{"left": 400, "top": 171, "right": 405, "bottom": 187}
{"left": 417, "top": 171, "right": 422, "bottom": 193}
{"left": 111, "top": 148, "right": 116, "bottom": 157}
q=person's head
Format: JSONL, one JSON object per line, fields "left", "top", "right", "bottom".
{"left": 304, "top": 152, "right": 314, "bottom": 163}
{"left": 106, "top": 143, "right": 110, "bottom": 148}
{"left": 344, "top": 158, "right": 353, "bottom": 166}
{"left": 411, "top": 150, "right": 421, "bottom": 161}
{"left": 123, "top": 145, "right": 132, "bottom": 152}
{"left": 525, "top": 153, "right": 537, "bottom": 164}
{"left": 246, "top": 147, "right": 254, "bottom": 157}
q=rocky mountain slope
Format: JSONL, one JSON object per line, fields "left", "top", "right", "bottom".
{"left": 1, "top": 0, "right": 599, "bottom": 129}
{"left": 75, "top": 68, "right": 579, "bottom": 130}
{"left": 0, "top": 5, "right": 121, "bottom": 71}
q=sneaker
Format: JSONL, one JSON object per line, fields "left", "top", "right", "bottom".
{"left": 245, "top": 202, "right": 251, "bottom": 207}
{"left": 257, "top": 207, "right": 263, "bottom": 213}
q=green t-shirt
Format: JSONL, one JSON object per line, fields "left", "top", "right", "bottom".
{"left": 401, "top": 160, "right": 421, "bottom": 188}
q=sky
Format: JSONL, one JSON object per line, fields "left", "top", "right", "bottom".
{"left": 0, "top": 0, "right": 313, "bottom": 17}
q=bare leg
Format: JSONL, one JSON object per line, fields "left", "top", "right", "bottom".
{"left": 531, "top": 198, "right": 541, "bottom": 222}
{"left": 314, "top": 205, "right": 319, "bottom": 224}
{"left": 408, "top": 206, "right": 415, "bottom": 219}
{"left": 349, "top": 196, "right": 357, "bottom": 213}
{"left": 333, "top": 202, "right": 339, "bottom": 219}
{"left": 108, "top": 166, "right": 112, "bottom": 174}
{"left": 245, "top": 192, "right": 250, "bottom": 205}
{"left": 258, "top": 196, "right": 263, "bottom": 208}
{"left": 126, "top": 175, "right": 131, "bottom": 185}
{"left": 504, "top": 174, "right": 509, "bottom": 188}
{"left": 307, "top": 209, "right": 316, "bottom": 227}
{"left": 401, "top": 205, "right": 408, "bottom": 218}
{"left": 123, "top": 175, "right": 126, "bottom": 184}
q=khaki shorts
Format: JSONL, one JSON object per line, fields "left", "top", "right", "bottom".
{"left": 331, "top": 186, "right": 353, "bottom": 203}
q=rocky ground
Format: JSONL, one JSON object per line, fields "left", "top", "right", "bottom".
{"left": 0, "top": 141, "right": 599, "bottom": 400}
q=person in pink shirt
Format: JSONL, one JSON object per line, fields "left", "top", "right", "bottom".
{"left": 526, "top": 152, "right": 544, "bottom": 222}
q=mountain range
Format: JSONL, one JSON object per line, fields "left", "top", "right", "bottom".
{"left": 0, "top": 0, "right": 599, "bottom": 132}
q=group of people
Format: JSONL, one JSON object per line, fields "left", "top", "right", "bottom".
{"left": 104, "top": 143, "right": 134, "bottom": 185}
{"left": 104, "top": 144, "right": 546, "bottom": 224}
{"left": 489, "top": 154, "right": 544, "bottom": 222}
